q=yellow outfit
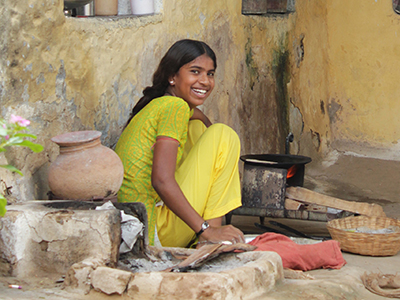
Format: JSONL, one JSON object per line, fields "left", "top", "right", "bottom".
{"left": 115, "top": 95, "right": 241, "bottom": 247}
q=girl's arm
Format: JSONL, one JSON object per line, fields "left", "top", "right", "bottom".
{"left": 151, "top": 138, "right": 244, "bottom": 243}
{"left": 190, "top": 108, "right": 212, "bottom": 127}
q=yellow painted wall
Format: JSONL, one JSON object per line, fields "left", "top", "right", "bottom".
{"left": 290, "top": 0, "right": 400, "bottom": 161}
{"left": 328, "top": 0, "right": 400, "bottom": 145}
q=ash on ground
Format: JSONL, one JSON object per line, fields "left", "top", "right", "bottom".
{"left": 118, "top": 250, "right": 178, "bottom": 273}
{"left": 118, "top": 251, "right": 252, "bottom": 273}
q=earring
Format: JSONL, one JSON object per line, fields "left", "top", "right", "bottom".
{"left": 169, "top": 81, "right": 174, "bottom": 85}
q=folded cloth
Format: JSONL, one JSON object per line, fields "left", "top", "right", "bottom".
{"left": 248, "top": 232, "right": 346, "bottom": 271}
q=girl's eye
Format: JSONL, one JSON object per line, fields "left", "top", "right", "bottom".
{"left": 208, "top": 72, "right": 215, "bottom": 77}
{"left": 191, "top": 70, "right": 199, "bottom": 74}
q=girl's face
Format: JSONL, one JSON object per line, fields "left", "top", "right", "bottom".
{"left": 167, "top": 54, "right": 215, "bottom": 109}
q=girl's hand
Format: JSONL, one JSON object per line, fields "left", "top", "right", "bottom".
{"left": 198, "top": 224, "right": 245, "bottom": 244}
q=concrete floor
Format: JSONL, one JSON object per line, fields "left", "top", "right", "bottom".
{"left": 1, "top": 153, "right": 400, "bottom": 299}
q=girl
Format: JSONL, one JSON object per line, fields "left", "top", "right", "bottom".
{"left": 115, "top": 39, "right": 244, "bottom": 248}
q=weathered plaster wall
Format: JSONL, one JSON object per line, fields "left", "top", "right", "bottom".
{"left": 289, "top": 0, "right": 400, "bottom": 163}
{"left": 0, "top": 0, "right": 295, "bottom": 202}
{"left": 287, "top": 1, "right": 330, "bottom": 159}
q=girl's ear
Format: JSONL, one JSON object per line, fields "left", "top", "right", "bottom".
{"left": 168, "top": 75, "right": 176, "bottom": 86}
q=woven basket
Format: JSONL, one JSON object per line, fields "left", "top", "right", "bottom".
{"left": 327, "top": 216, "right": 400, "bottom": 256}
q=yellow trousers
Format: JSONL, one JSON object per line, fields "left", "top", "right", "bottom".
{"left": 156, "top": 120, "right": 242, "bottom": 247}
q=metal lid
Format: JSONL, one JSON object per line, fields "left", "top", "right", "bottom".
{"left": 240, "top": 154, "right": 312, "bottom": 168}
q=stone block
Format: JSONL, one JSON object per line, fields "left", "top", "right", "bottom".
{"left": 0, "top": 201, "right": 121, "bottom": 278}
{"left": 64, "top": 257, "right": 108, "bottom": 294}
{"left": 91, "top": 266, "right": 132, "bottom": 295}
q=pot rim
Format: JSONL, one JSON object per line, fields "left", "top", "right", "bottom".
{"left": 51, "top": 130, "right": 102, "bottom": 147}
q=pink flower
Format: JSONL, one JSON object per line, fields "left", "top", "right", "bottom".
{"left": 10, "top": 114, "right": 30, "bottom": 127}
{"left": 5, "top": 135, "right": 9, "bottom": 140}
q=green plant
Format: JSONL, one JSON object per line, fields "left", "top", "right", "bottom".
{"left": 0, "top": 115, "right": 44, "bottom": 216}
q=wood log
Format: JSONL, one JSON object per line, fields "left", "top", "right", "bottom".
{"left": 284, "top": 198, "right": 329, "bottom": 213}
{"left": 307, "top": 203, "right": 328, "bottom": 213}
{"left": 286, "top": 186, "right": 386, "bottom": 217}
{"left": 284, "top": 198, "right": 303, "bottom": 210}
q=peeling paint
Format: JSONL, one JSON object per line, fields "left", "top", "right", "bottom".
{"left": 310, "top": 129, "right": 321, "bottom": 151}
{"left": 55, "top": 61, "right": 66, "bottom": 101}
{"left": 36, "top": 73, "right": 45, "bottom": 85}
{"left": 320, "top": 100, "right": 325, "bottom": 115}
{"left": 328, "top": 99, "right": 342, "bottom": 124}
{"left": 199, "top": 12, "right": 206, "bottom": 26}
{"left": 22, "top": 84, "right": 29, "bottom": 101}
{"left": 293, "top": 33, "right": 304, "bottom": 68}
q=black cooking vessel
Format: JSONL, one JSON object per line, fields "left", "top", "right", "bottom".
{"left": 240, "top": 154, "right": 312, "bottom": 168}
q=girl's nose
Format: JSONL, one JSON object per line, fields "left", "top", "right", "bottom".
{"left": 198, "top": 72, "right": 209, "bottom": 85}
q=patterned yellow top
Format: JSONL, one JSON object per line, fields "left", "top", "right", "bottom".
{"left": 115, "top": 96, "right": 192, "bottom": 245}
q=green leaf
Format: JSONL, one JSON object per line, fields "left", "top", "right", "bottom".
{"left": 0, "top": 164, "right": 23, "bottom": 176}
{"left": 0, "top": 196, "right": 6, "bottom": 217}
{"left": 14, "top": 140, "right": 44, "bottom": 153}
{"left": 0, "top": 128, "right": 7, "bottom": 136}
{"left": 14, "top": 133, "right": 37, "bottom": 139}
{"left": 6, "top": 136, "right": 23, "bottom": 145}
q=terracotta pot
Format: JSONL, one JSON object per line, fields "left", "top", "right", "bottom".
{"left": 48, "top": 131, "right": 124, "bottom": 200}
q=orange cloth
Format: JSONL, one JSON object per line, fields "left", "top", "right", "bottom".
{"left": 248, "top": 233, "right": 346, "bottom": 271}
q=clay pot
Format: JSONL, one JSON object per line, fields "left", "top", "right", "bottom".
{"left": 48, "top": 131, "right": 124, "bottom": 200}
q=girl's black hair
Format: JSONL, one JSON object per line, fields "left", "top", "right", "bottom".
{"left": 124, "top": 39, "right": 217, "bottom": 127}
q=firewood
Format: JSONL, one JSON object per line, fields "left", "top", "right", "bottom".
{"left": 286, "top": 186, "right": 386, "bottom": 217}
{"left": 284, "top": 198, "right": 303, "bottom": 210}
{"left": 162, "top": 244, "right": 222, "bottom": 272}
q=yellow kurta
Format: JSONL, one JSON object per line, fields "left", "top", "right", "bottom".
{"left": 115, "top": 95, "right": 242, "bottom": 247}
{"left": 115, "top": 96, "right": 190, "bottom": 245}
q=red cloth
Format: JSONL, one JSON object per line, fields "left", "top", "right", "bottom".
{"left": 248, "top": 233, "right": 346, "bottom": 271}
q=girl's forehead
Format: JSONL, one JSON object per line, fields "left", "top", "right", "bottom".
{"left": 184, "top": 54, "right": 215, "bottom": 69}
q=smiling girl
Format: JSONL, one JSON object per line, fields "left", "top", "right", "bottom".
{"left": 115, "top": 39, "right": 244, "bottom": 248}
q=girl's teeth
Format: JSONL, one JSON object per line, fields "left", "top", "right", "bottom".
{"left": 193, "top": 89, "right": 206, "bottom": 94}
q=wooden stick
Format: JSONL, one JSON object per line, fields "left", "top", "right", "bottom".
{"left": 284, "top": 198, "right": 303, "bottom": 210}
{"left": 286, "top": 186, "right": 386, "bottom": 217}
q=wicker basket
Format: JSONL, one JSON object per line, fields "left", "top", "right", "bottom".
{"left": 327, "top": 216, "right": 400, "bottom": 256}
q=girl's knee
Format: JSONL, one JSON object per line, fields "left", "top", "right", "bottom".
{"left": 209, "top": 123, "right": 240, "bottom": 146}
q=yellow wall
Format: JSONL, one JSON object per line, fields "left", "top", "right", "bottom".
{"left": 291, "top": 0, "right": 400, "bottom": 161}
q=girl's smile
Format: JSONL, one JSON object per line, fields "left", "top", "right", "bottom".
{"left": 167, "top": 54, "right": 215, "bottom": 109}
